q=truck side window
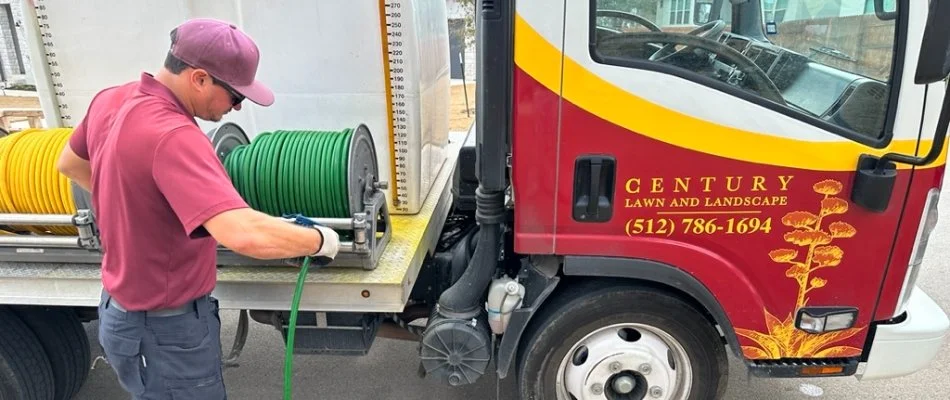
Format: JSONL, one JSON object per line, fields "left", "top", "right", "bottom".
{"left": 591, "top": 0, "right": 899, "bottom": 142}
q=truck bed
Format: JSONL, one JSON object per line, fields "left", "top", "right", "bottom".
{"left": 0, "top": 131, "right": 466, "bottom": 313}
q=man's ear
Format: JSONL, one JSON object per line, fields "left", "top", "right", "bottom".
{"left": 187, "top": 68, "right": 212, "bottom": 91}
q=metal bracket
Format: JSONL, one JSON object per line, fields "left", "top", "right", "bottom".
{"left": 73, "top": 210, "right": 101, "bottom": 251}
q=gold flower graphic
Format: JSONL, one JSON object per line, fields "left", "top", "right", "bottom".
{"left": 769, "top": 249, "right": 798, "bottom": 263}
{"left": 813, "top": 179, "right": 843, "bottom": 195}
{"left": 741, "top": 179, "right": 862, "bottom": 359}
{"left": 737, "top": 310, "right": 863, "bottom": 359}
{"left": 782, "top": 211, "right": 819, "bottom": 228}
{"left": 821, "top": 198, "right": 849, "bottom": 215}
{"left": 813, "top": 246, "right": 843, "bottom": 267}
{"left": 829, "top": 221, "right": 856, "bottom": 238}
{"left": 785, "top": 264, "right": 808, "bottom": 278}
{"left": 783, "top": 230, "right": 832, "bottom": 247}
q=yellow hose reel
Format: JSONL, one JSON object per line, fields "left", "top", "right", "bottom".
{"left": 0, "top": 128, "right": 82, "bottom": 235}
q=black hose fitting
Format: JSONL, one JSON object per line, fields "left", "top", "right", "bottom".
{"left": 475, "top": 187, "right": 505, "bottom": 224}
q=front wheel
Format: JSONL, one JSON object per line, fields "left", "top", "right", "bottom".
{"left": 518, "top": 284, "right": 728, "bottom": 400}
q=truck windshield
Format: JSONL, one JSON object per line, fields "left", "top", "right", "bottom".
{"left": 763, "top": 0, "right": 898, "bottom": 81}
{"left": 592, "top": 0, "right": 900, "bottom": 140}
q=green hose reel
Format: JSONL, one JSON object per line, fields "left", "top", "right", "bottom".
{"left": 207, "top": 122, "right": 393, "bottom": 399}
{"left": 207, "top": 122, "right": 391, "bottom": 271}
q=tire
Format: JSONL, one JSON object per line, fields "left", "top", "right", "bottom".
{"left": 518, "top": 283, "right": 729, "bottom": 400}
{"left": 11, "top": 306, "right": 91, "bottom": 400}
{"left": 0, "top": 306, "right": 55, "bottom": 400}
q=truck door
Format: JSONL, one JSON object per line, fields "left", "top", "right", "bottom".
{"left": 540, "top": 0, "right": 925, "bottom": 360}
{"left": 510, "top": 1, "right": 566, "bottom": 252}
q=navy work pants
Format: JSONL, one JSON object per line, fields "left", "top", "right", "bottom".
{"left": 98, "top": 290, "right": 227, "bottom": 399}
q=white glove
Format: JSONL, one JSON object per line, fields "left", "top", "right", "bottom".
{"left": 312, "top": 225, "right": 340, "bottom": 260}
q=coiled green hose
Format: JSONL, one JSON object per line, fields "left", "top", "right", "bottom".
{"left": 223, "top": 129, "right": 354, "bottom": 219}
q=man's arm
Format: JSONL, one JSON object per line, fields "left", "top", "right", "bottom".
{"left": 60, "top": 108, "right": 92, "bottom": 191}
{"left": 56, "top": 144, "right": 92, "bottom": 192}
{"left": 203, "top": 208, "right": 339, "bottom": 260}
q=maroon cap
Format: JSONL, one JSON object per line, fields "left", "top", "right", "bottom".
{"left": 170, "top": 18, "right": 274, "bottom": 106}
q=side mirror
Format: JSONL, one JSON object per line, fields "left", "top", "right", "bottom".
{"left": 694, "top": 1, "right": 713, "bottom": 24}
{"left": 915, "top": 0, "right": 950, "bottom": 85}
{"left": 852, "top": 0, "right": 950, "bottom": 212}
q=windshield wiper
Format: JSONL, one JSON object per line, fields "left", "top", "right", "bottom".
{"left": 808, "top": 46, "right": 856, "bottom": 62}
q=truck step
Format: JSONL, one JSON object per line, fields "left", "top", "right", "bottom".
{"left": 747, "top": 357, "right": 859, "bottom": 378}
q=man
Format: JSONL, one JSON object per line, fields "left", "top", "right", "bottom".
{"left": 56, "top": 18, "right": 339, "bottom": 399}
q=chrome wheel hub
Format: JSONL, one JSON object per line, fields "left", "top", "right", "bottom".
{"left": 556, "top": 324, "right": 692, "bottom": 400}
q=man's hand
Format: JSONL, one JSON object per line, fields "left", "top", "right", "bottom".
{"left": 311, "top": 225, "right": 340, "bottom": 260}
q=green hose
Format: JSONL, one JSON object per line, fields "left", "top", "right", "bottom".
{"left": 223, "top": 129, "right": 354, "bottom": 218}
{"left": 221, "top": 129, "right": 357, "bottom": 399}
{"left": 285, "top": 255, "right": 311, "bottom": 400}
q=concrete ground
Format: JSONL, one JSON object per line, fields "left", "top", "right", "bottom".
{"left": 74, "top": 177, "right": 950, "bottom": 399}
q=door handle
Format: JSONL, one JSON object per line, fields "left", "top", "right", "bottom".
{"left": 573, "top": 155, "right": 616, "bottom": 222}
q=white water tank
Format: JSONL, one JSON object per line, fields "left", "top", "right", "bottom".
{"left": 22, "top": 0, "right": 450, "bottom": 214}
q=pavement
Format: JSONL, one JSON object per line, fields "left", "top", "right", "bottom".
{"left": 73, "top": 173, "right": 950, "bottom": 399}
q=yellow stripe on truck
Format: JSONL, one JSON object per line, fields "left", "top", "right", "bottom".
{"left": 513, "top": 14, "right": 947, "bottom": 171}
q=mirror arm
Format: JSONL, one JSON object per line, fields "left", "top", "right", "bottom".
{"left": 874, "top": 0, "right": 897, "bottom": 21}
{"left": 876, "top": 83, "right": 950, "bottom": 173}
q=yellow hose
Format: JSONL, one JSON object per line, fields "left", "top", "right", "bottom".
{"left": 0, "top": 130, "right": 26, "bottom": 212}
{"left": 0, "top": 129, "right": 29, "bottom": 234}
{"left": 0, "top": 128, "right": 78, "bottom": 235}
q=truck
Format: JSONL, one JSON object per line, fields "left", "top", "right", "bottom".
{"left": 1, "top": 0, "right": 949, "bottom": 399}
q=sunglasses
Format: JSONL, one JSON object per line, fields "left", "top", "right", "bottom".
{"left": 211, "top": 76, "right": 245, "bottom": 107}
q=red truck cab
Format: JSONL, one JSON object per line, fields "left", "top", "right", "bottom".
{"left": 448, "top": 0, "right": 950, "bottom": 397}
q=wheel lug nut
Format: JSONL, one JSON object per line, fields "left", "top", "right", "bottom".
{"left": 591, "top": 383, "right": 604, "bottom": 395}
{"left": 609, "top": 361, "right": 623, "bottom": 373}
{"left": 639, "top": 363, "right": 652, "bottom": 374}
{"left": 650, "top": 386, "right": 664, "bottom": 397}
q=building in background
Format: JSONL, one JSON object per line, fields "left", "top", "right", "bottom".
{"left": 0, "top": 0, "right": 34, "bottom": 88}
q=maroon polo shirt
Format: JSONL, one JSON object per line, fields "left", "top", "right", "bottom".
{"left": 69, "top": 72, "right": 248, "bottom": 311}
